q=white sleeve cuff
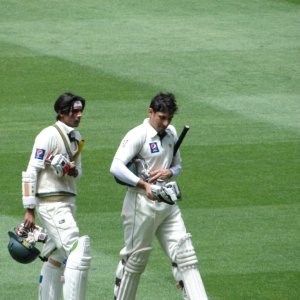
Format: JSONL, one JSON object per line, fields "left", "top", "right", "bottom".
{"left": 23, "top": 196, "right": 37, "bottom": 209}
{"left": 170, "top": 164, "right": 182, "bottom": 178}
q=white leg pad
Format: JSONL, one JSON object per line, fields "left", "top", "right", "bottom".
{"left": 63, "top": 236, "right": 92, "bottom": 300}
{"left": 116, "top": 246, "right": 152, "bottom": 300}
{"left": 175, "top": 234, "right": 208, "bottom": 300}
{"left": 39, "top": 261, "right": 64, "bottom": 300}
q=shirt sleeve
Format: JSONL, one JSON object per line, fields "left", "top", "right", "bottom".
{"left": 110, "top": 158, "right": 140, "bottom": 186}
{"left": 170, "top": 162, "right": 182, "bottom": 177}
{"left": 114, "top": 127, "right": 146, "bottom": 164}
{"left": 111, "top": 126, "right": 146, "bottom": 186}
{"left": 28, "top": 128, "right": 57, "bottom": 169}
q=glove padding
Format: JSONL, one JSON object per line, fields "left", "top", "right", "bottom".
{"left": 46, "top": 153, "right": 70, "bottom": 177}
{"left": 15, "top": 223, "right": 47, "bottom": 245}
{"left": 151, "top": 181, "right": 181, "bottom": 205}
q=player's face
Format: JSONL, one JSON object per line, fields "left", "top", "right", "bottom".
{"left": 60, "top": 109, "right": 83, "bottom": 128}
{"left": 148, "top": 108, "right": 173, "bottom": 134}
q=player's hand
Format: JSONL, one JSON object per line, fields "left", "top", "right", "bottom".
{"left": 23, "top": 209, "right": 35, "bottom": 228}
{"left": 67, "top": 161, "right": 78, "bottom": 177}
{"left": 148, "top": 168, "right": 172, "bottom": 183}
{"left": 50, "top": 153, "right": 71, "bottom": 177}
{"left": 137, "top": 180, "right": 155, "bottom": 200}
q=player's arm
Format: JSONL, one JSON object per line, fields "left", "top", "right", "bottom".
{"left": 67, "top": 156, "right": 81, "bottom": 178}
{"left": 22, "top": 130, "right": 51, "bottom": 223}
{"left": 167, "top": 125, "right": 187, "bottom": 178}
{"left": 148, "top": 168, "right": 173, "bottom": 183}
{"left": 22, "top": 164, "right": 40, "bottom": 228}
{"left": 110, "top": 158, "right": 155, "bottom": 199}
{"left": 110, "top": 158, "right": 140, "bottom": 187}
{"left": 111, "top": 128, "right": 146, "bottom": 186}
{"left": 24, "top": 208, "right": 35, "bottom": 228}
{"left": 67, "top": 140, "right": 83, "bottom": 178}
{"left": 148, "top": 159, "right": 182, "bottom": 183}
{"left": 136, "top": 179, "right": 154, "bottom": 199}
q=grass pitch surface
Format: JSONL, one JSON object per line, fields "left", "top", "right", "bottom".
{"left": 0, "top": 0, "right": 299, "bottom": 299}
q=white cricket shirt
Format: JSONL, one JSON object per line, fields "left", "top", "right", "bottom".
{"left": 112, "top": 118, "right": 182, "bottom": 186}
{"left": 27, "top": 121, "right": 82, "bottom": 198}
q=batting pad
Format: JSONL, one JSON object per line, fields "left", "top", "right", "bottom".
{"left": 39, "top": 261, "right": 64, "bottom": 300}
{"left": 63, "top": 236, "right": 92, "bottom": 300}
{"left": 116, "top": 246, "right": 152, "bottom": 300}
{"left": 176, "top": 234, "right": 208, "bottom": 300}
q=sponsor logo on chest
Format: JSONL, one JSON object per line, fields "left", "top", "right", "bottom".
{"left": 149, "top": 142, "right": 159, "bottom": 153}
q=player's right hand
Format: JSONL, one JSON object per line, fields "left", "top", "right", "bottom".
{"left": 148, "top": 168, "right": 173, "bottom": 183}
{"left": 137, "top": 180, "right": 154, "bottom": 200}
{"left": 24, "top": 209, "right": 35, "bottom": 228}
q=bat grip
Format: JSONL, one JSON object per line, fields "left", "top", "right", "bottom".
{"left": 173, "top": 125, "right": 189, "bottom": 156}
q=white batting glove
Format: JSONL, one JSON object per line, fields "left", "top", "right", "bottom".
{"left": 151, "top": 181, "right": 181, "bottom": 205}
{"left": 164, "top": 181, "right": 181, "bottom": 200}
{"left": 49, "top": 154, "right": 71, "bottom": 177}
{"left": 15, "top": 224, "right": 47, "bottom": 245}
{"left": 151, "top": 185, "right": 162, "bottom": 198}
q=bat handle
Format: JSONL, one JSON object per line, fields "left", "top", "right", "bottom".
{"left": 173, "top": 125, "right": 190, "bottom": 156}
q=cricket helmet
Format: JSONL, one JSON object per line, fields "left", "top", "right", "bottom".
{"left": 7, "top": 231, "right": 40, "bottom": 264}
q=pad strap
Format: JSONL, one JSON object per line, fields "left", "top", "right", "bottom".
{"left": 53, "top": 124, "right": 74, "bottom": 161}
{"left": 53, "top": 124, "right": 85, "bottom": 162}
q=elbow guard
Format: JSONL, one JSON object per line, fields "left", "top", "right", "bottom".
{"left": 22, "top": 171, "right": 37, "bottom": 208}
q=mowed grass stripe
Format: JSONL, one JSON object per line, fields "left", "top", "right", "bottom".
{"left": 179, "top": 140, "right": 299, "bottom": 209}
{"left": 1, "top": 2, "right": 299, "bottom": 104}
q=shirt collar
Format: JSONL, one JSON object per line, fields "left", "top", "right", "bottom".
{"left": 143, "top": 118, "right": 170, "bottom": 139}
{"left": 143, "top": 118, "right": 156, "bottom": 139}
{"left": 56, "top": 120, "right": 74, "bottom": 134}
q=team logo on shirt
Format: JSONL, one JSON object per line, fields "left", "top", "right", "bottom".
{"left": 35, "top": 148, "right": 46, "bottom": 160}
{"left": 121, "top": 139, "right": 129, "bottom": 147}
{"left": 149, "top": 142, "right": 159, "bottom": 153}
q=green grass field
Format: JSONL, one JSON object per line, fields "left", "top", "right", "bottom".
{"left": 0, "top": 0, "right": 299, "bottom": 299}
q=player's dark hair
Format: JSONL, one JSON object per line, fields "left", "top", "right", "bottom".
{"left": 54, "top": 92, "right": 85, "bottom": 120}
{"left": 150, "top": 92, "right": 178, "bottom": 114}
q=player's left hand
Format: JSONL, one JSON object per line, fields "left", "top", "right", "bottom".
{"left": 67, "top": 161, "right": 78, "bottom": 177}
{"left": 148, "top": 168, "right": 172, "bottom": 183}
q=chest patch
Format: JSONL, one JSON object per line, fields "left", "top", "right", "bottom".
{"left": 35, "top": 148, "right": 46, "bottom": 160}
{"left": 149, "top": 142, "right": 159, "bottom": 153}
